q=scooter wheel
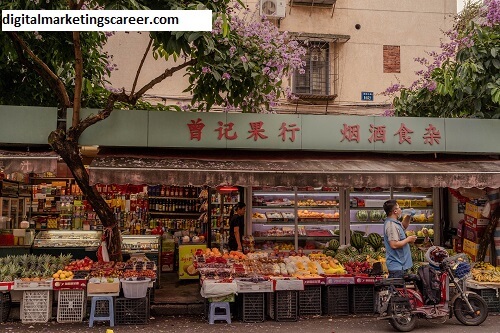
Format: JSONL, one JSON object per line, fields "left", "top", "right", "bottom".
{"left": 454, "top": 293, "right": 489, "bottom": 326}
{"left": 389, "top": 315, "right": 417, "bottom": 332}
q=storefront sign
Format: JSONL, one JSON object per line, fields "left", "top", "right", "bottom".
{"left": 1, "top": 106, "right": 499, "bottom": 154}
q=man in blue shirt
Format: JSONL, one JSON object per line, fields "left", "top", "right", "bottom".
{"left": 383, "top": 199, "right": 418, "bottom": 278}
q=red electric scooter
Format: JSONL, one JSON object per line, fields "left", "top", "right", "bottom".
{"left": 375, "top": 251, "right": 488, "bottom": 332}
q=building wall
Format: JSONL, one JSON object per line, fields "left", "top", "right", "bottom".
{"left": 104, "top": 0, "right": 456, "bottom": 111}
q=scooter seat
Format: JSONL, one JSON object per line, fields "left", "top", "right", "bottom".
{"left": 376, "top": 278, "right": 405, "bottom": 287}
{"left": 404, "top": 273, "right": 421, "bottom": 283}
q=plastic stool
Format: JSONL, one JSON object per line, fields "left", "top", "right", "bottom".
{"left": 209, "top": 302, "right": 231, "bottom": 324}
{"left": 89, "top": 296, "right": 115, "bottom": 327}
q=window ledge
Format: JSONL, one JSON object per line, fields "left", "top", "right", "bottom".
{"left": 291, "top": 93, "right": 338, "bottom": 102}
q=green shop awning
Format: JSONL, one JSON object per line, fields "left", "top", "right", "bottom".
{"left": 88, "top": 150, "right": 500, "bottom": 188}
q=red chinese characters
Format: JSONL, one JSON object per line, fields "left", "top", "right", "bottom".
{"left": 278, "top": 122, "right": 300, "bottom": 142}
{"left": 341, "top": 124, "right": 360, "bottom": 143}
{"left": 394, "top": 123, "right": 414, "bottom": 144}
{"left": 247, "top": 121, "right": 269, "bottom": 141}
{"left": 187, "top": 118, "right": 205, "bottom": 141}
{"left": 423, "top": 124, "right": 441, "bottom": 145}
{"left": 215, "top": 121, "right": 238, "bottom": 140}
{"left": 368, "top": 124, "right": 386, "bottom": 143}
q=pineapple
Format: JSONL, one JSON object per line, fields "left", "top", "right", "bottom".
{"left": 0, "top": 265, "right": 8, "bottom": 282}
{"left": 27, "top": 254, "right": 36, "bottom": 270}
{"left": 4, "top": 263, "right": 19, "bottom": 282}
{"left": 20, "top": 267, "right": 30, "bottom": 282}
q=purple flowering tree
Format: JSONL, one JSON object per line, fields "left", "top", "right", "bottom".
{"left": 1, "top": 0, "right": 305, "bottom": 260}
{"left": 383, "top": 0, "right": 500, "bottom": 119}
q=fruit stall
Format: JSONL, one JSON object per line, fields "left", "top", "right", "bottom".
{"left": 0, "top": 253, "right": 156, "bottom": 325}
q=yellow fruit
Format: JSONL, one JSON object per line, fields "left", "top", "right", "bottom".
{"left": 53, "top": 273, "right": 60, "bottom": 279}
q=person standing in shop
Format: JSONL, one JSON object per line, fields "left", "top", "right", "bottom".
{"left": 383, "top": 199, "right": 417, "bottom": 278}
{"left": 228, "top": 202, "right": 246, "bottom": 252}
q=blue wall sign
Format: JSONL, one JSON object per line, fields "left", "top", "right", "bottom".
{"left": 361, "top": 92, "right": 374, "bottom": 101}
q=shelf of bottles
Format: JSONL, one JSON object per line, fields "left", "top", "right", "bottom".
{"left": 251, "top": 187, "right": 340, "bottom": 252}
{"left": 147, "top": 185, "right": 203, "bottom": 236}
{"left": 348, "top": 188, "right": 434, "bottom": 238}
{"left": 210, "top": 190, "right": 241, "bottom": 249}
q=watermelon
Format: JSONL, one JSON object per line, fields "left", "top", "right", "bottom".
{"left": 369, "top": 210, "right": 384, "bottom": 222}
{"left": 350, "top": 233, "right": 365, "bottom": 251}
{"left": 327, "top": 239, "right": 340, "bottom": 251}
{"left": 356, "top": 210, "right": 369, "bottom": 222}
{"left": 345, "top": 246, "right": 358, "bottom": 255}
{"left": 367, "top": 233, "right": 383, "bottom": 251}
{"left": 325, "top": 250, "right": 336, "bottom": 258}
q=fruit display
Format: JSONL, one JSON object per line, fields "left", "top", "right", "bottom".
{"left": 0, "top": 254, "right": 72, "bottom": 282}
{"left": 295, "top": 199, "right": 338, "bottom": 207}
{"left": 471, "top": 262, "right": 500, "bottom": 282}
{"left": 355, "top": 210, "right": 369, "bottom": 222}
{"left": 369, "top": 210, "right": 384, "bottom": 222}
{"left": 343, "top": 261, "right": 372, "bottom": 274}
{"left": 53, "top": 270, "right": 74, "bottom": 280}
{"left": 65, "top": 257, "right": 94, "bottom": 271}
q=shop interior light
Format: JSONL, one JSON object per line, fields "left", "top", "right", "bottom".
{"left": 217, "top": 186, "right": 239, "bottom": 192}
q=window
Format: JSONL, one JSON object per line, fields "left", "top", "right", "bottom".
{"left": 294, "top": 42, "right": 330, "bottom": 95}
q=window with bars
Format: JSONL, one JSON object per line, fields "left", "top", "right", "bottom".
{"left": 293, "top": 42, "right": 330, "bottom": 95}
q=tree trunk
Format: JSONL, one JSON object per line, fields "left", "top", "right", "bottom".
{"left": 49, "top": 127, "right": 122, "bottom": 262}
{"left": 477, "top": 206, "right": 499, "bottom": 262}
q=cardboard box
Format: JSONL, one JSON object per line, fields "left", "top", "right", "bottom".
{"left": 465, "top": 202, "right": 487, "bottom": 219}
{"left": 273, "top": 279, "right": 304, "bottom": 291}
{"left": 463, "top": 225, "right": 486, "bottom": 242}
{"left": 464, "top": 214, "right": 490, "bottom": 229}
{"left": 462, "top": 239, "right": 491, "bottom": 262}
{"left": 87, "top": 277, "right": 120, "bottom": 294}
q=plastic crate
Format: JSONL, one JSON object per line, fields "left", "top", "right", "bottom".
{"left": 57, "top": 290, "right": 86, "bottom": 323}
{"left": 14, "top": 278, "right": 53, "bottom": 290}
{"left": 238, "top": 292, "right": 265, "bottom": 323}
{"left": 0, "top": 292, "right": 11, "bottom": 322}
{"left": 322, "top": 285, "right": 349, "bottom": 316}
{"left": 350, "top": 285, "right": 374, "bottom": 314}
{"left": 115, "top": 297, "right": 149, "bottom": 325}
{"left": 20, "top": 290, "right": 52, "bottom": 323}
{"left": 299, "top": 285, "right": 322, "bottom": 316}
{"left": 267, "top": 290, "right": 298, "bottom": 321}
{"left": 469, "top": 288, "right": 500, "bottom": 312}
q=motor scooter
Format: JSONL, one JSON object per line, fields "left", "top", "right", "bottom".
{"left": 375, "top": 252, "right": 488, "bottom": 332}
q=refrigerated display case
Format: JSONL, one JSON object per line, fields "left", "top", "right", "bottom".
{"left": 32, "top": 230, "right": 102, "bottom": 260}
{"left": 209, "top": 187, "right": 241, "bottom": 249}
{"left": 122, "top": 234, "right": 161, "bottom": 287}
{"left": 348, "top": 188, "right": 436, "bottom": 243}
{"left": 251, "top": 187, "right": 340, "bottom": 252}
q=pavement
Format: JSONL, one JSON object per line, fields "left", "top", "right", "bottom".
{"left": 1, "top": 313, "right": 500, "bottom": 333}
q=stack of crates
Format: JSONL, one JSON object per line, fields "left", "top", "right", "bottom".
{"left": 267, "top": 291, "right": 298, "bottom": 321}
{"left": 57, "top": 290, "right": 86, "bottom": 323}
{"left": 469, "top": 288, "right": 500, "bottom": 313}
{"left": 299, "top": 285, "right": 322, "bottom": 316}
{"left": 238, "top": 293, "right": 265, "bottom": 322}
{"left": 115, "top": 297, "right": 149, "bottom": 325}
{"left": 350, "top": 285, "right": 375, "bottom": 314}
{"left": 0, "top": 292, "right": 11, "bottom": 322}
{"left": 322, "top": 285, "right": 349, "bottom": 316}
{"left": 20, "top": 290, "right": 52, "bottom": 324}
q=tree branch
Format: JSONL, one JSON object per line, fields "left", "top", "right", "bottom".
{"left": 131, "top": 38, "right": 153, "bottom": 96}
{"left": 73, "top": 31, "right": 83, "bottom": 127}
{"left": 69, "top": 58, "right": 196, "bottom": 141}
{"left": 133, "top": 58, "right": 197, "bottom": 99}
{"left": 7, "top": 32, "right": 71, "bottom": 108}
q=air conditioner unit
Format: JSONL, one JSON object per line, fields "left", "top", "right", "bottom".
{"left": 260, "top": 0, "right": 286, "bottom": 18}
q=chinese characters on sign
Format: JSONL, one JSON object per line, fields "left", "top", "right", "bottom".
{"left": 187, "top": 118, "right": 443, "bottom": 147}
{"left": 340, "top": 123, "right": 441, "bottom": 145}
{"left": 188, "top": 119, "right": 300, "bottom": 143}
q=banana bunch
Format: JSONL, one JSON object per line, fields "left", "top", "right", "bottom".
{"left": 474, "top": 261, "right": 496, "bottom": 271}
{"left": 471, "top": 268, "right": 500, "bottom": 282}
{"left": 321, "top": 259, "right": 345, "bottom": 275}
